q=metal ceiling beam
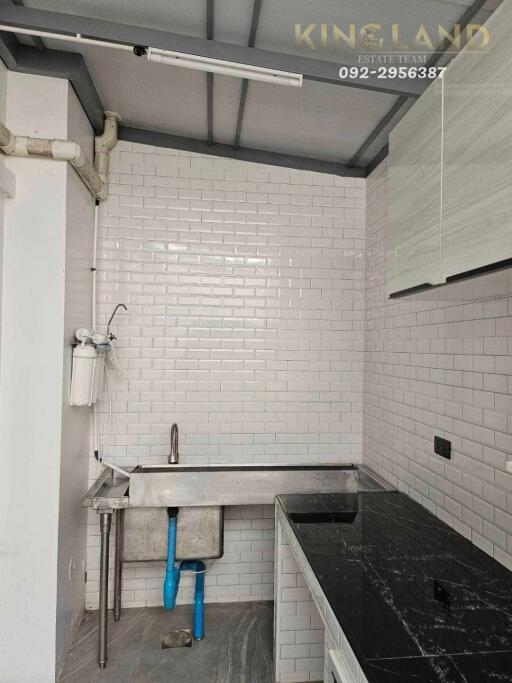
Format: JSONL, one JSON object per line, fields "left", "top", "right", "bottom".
{"left": 119, "top": 125, "right": 366, "bottom": 177}
{"left": 348, "top": 97, "right": 407, "bottom": 168}
{"left": 362, "top": 0, "right": 491, "bottom": 174}
{"left": 17, "top": 45, "right": 104, "bottom": 132}
{"left": 0, "top": 4, "right": 425, "bottom": 98}
{"left": 206, "top": 76, "right": 213, "bottom": 143}
{"left": 206, "top": 0, "right": 214, "bottom": 40}
{"left": 0, "top": 30, "right": 365, "bottom": 176}
{"left": 233, "top": 0, "right": 262, "bottom": 150}
{"left": 0, "top": 27, "right": 18, "bottom": 69}
{"left": 365, "top": 143, "right": 388, "bottom": 176}
{"left": 11, "top": 0, "right": 45, "bottom": 52}
{"left": 233, "top": 80, "right": 248, "bottom": 150}
{"left": 206, "top": 0, "right": 214, "bottom": 146}
{"left": 0, "top": 31, "right": 104, "bottom": 132}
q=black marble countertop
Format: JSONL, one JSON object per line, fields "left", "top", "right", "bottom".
{"left": 277, "top": 491, "right": 512, "bottom": 682}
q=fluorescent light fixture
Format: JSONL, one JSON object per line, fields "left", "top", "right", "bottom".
{"left": 147, "top": 47, "right": 303, "bottom": 87}
{"left": 0, "top": 24, "right": 303, "bottom": 87}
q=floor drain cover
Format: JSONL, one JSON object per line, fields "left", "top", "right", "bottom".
{"left": 161, "top": 629, "right": 193, "bottom": 649}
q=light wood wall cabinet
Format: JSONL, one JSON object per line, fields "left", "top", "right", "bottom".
{"left": 442, "top": 4, "right": 512, "bottom": 281}
{"left": 387, "top": 78, "right": 443, "bottom": 295}
{"left": 387, "top": 0, "right": 512, "bottom": 297}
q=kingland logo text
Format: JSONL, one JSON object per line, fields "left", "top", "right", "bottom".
{"left": 294, "top": 23, "right": 490, "bottom": 52}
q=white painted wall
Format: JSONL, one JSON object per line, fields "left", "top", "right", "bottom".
{"left": 0, "top": 72, "right": 68, "bottom": 683}
{"left": 0, "top": 72, "right": 94, "bottom": 683}
{"left": 0, "top": 59, "right": 8, "bottom": 377}
{"left": 55, "top": 87, "right": 94, "bottom": 677}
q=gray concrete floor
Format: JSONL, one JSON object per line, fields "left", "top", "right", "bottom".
{"left": 59, "top": 601, "right": 275, "bottom": 683}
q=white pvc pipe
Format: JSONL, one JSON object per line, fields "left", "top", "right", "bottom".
{"left": 92, "top": 201, "right": 99, "bottom": 457}
{"left": 0, "top": 112, "right": 120, "bottom": 200}
{"left": 0, "top": 112, "right": 119, "bottom": 464}
{"left": 92, "top": 202, "right": 99, "bottom": 328}
{"left": 0, "top": 130, "right": 104, "bottom": 198}
{"left": 95, "top": 111, "right": 121, "bottom": 188}
{"left": 89, "top": 115, "right": 119, "bottom": 461}
{"left": 0, "top": 24, "right": 133, "bottom": 52}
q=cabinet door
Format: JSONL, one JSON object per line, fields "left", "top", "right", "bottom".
{"left": 442, "top": 3, "right": 512, "bottom": 280}
{"left": 387, "top": 78, "right": 443, "bottom": 296}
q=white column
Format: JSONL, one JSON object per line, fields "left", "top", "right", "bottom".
{"left": 0, "top": 71, "right": 93, "bottom": 683}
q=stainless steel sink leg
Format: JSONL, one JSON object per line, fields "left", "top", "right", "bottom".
{"left": 114, "top": 509, "right": 124, "bottom": 622}
{"left": 98, "top": 511, "right": 112, "bottom": 669}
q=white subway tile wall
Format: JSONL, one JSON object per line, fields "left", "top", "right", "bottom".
{"left": 364, "top": 159, "right": 512, "bottom": 572}
{"left": 86, "top": 142, "right": 366, "bottom": 609}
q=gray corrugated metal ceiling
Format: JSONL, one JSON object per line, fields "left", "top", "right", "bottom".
{"left": 16, "top": 0, "right": 500, "bottom": 167}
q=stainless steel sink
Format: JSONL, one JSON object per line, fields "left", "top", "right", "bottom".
{"left": 83, "top": 463, "right": 392, "bottom": 510}
{"left": 128, "top": 463, "right": 363, "bottom": 507}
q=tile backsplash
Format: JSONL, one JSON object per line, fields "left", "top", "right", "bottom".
{"left": 86, "top": 143, "right": 366, "bottom": 609}
{"left": 86, "top": 146, "right": 512, "bottom": 612}
{"left": 364, "top": 159, "right": 512, "bottom": 572}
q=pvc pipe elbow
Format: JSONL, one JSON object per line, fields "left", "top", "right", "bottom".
{"left": 0, "top": 117, "right": 108, "bottom": 201}
{"left": 0, "top": 121, "right": 14, "bottom": 149}
{"left": 0, "top": 133, "right": 17, "bottom": 155}
{"left": 97, "top": 184, "right": 108, "bottom": 201}
{"left": 12, "top": 137, "right": 30, "bottom": 157}
{"left": 51, "top": 140, "right": 82, "bottom": 163}
{"left": 95, "top": 111, "right": 121, "bottom": 154}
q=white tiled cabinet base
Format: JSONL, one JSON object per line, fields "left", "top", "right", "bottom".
{"left": 274, "top": 517, "right": 324, "bottom": 682}
{"left": 275, "top": 507, "right": 369, "bottom": 683}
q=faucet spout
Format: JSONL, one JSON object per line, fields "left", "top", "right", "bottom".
{"left": 168, "top": 423, "right": 179, "bottom": 464}
{"left": 106, "top": 303, "right": 127, "bottom": 340}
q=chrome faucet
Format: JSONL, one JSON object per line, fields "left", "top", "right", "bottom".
{"left": 168, "top": 423, "right": 179, "bottom": 464}
{"left": 106, "top": 303, "right": 127, "bottom": 341}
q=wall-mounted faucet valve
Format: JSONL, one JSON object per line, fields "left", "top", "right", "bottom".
{"left": 168, "top": 423, "right": 179, "bottom": 464}
{"left": 106, "top": 303, "right": 127, "bottom": 340}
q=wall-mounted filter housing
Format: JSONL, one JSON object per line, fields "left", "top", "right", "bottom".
{"left": 70, "top": 342, "right": 105, "bottom": 406}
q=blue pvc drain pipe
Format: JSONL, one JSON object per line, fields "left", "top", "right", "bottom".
{"left": 163, "top": 508, "right": 180, "bottom": 610}
{"left": 163, "top": 508, "right": 206, "bottom": 640}
{"left": 180, "top": 560, "right": 205, "bottom": 640}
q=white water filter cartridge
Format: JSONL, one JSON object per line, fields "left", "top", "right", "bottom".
{"left": 70, "top": 343, "right": 98, "bottom": 406}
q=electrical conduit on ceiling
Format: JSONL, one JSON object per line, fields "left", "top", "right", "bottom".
{"left": 0, "top": 110, "right": 120, "bottom": 201}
